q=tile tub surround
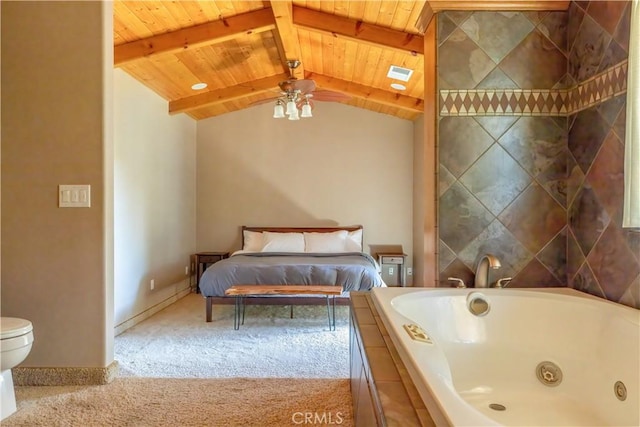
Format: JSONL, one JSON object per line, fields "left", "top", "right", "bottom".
{"left": 349, "top": 292, "right": 434, "bottom": 426}
{"left": 436, "top": 3, "right": 638, "bottom": 308}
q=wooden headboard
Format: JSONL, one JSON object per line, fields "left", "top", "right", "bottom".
{"left": 241, "top": 225, "right": 363, "bottom": 248}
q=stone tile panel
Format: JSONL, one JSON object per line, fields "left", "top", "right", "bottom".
{"left": 500, "top": 29, "right": 567, "bottom": 89}
{"left": 569, "top": 14, "right": 611, "bottom": 81}
{"left": 586, "top": 0, "right": 628, "bottom": 36}
{"left": 587, "top": 223, "right": 640, "bottom": 301}
{"left": 459, "top": 12, "right": 534, "bottom": 63}
{"left": 569, "top": 184, "right": 610, "bottom": 256}
{"left": 499, "top": 116, "right": 566, "bottom": 177}
{"left": 460, "top": 144, "right": 531, "bottom": 216}
{"left": 439, "top": 117, "right": 494, "bottom": 177}
{"left": 439, "top": 182, "right": 494, "bottom": 253}
{"left": 510, "top": 258, "right": 563, "bottom": 288}
{"left": 499, "top": 183, "right": 566, "bottom": 253}
{"left": 586, "top": 131, "right": 625, "bottom": 221}
{"left": 537, "top": 227, "right": 568, "bottom": 284}
{"left": 458, "top": 220, "right": 531, "bottom": 281}
{"left": 571, "top": 262, "right": 606, "bottom": 298}
{"left": 438, "top": 28, "right": 496, "bottom": 89}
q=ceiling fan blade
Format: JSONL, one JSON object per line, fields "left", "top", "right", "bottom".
{"left": 311, "top": 90, "right": 351, "bottom": 102}
{"left": 288, "top": 79, "right": 316, "bottom": 93}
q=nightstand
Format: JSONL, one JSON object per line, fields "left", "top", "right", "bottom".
{"left": 194, "top": 252, "right": 229, "bottom": 292}
{"left": 377, "top": 252, "right": 407, "bottom": 287}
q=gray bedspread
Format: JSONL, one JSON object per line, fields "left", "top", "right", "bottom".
{"left": 198, "top": 252, "right": 384, "bottom": 297}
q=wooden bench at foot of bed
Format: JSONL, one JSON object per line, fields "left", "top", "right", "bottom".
{"left": 213, "top": 285, "right": 343, "bottom": 330}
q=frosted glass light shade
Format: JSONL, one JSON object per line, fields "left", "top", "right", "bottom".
{"left": 285, "top": 100, "right": 297, "bottom": 116}
{"left": 288, "top": 108, "right": 300, "bottom": 120}
{"left": 301, "top": 103, "right": 312, "bottom": 118}
{"left": 273, "top": 103, "right": 285, "bottom": 118}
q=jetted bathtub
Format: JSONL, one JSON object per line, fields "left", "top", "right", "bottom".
{"left": 371, "top": 287, "right": 640, "bottom": 427}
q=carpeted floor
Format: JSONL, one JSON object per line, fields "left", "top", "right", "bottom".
{"left": 5, "top": 294, "right": 354, "bottom": 426}
{"left": 115, "top": 293, "right": 351, "bottom": 379}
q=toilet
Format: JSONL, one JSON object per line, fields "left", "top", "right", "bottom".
{"left": 1, "top": 317, "right": 34, "bottom": 420}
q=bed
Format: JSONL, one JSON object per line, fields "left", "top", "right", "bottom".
{"left": 198, "top": 225, "right": 385, "bottom": 322}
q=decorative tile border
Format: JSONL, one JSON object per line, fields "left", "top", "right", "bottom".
{"left": 568, "top": 60, "right": 628, "bottom": 113}
{"left": 440, "top": 61, "right": 628, "bottom": 117}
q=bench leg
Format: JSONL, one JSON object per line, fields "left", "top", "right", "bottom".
{"left": 206, "top": 297, "right": 213, "bottom": 322}
{"left": 332, "top": 295, "right": 336, "bottom": 331}
{"left": 241, "top": 297, "right": 246, "bottom": 325}
{"left": 326, "top": 295, "right": 336, "bottom": 331}
{"left": 233, "top": 296, "right": 240, "bottom": 330}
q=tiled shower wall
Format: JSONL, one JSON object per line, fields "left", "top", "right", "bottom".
{"left": 437, "top": 2, "right": 639, "bottom": 308}
{"left": 566, "top": 1, "right": 639, "bottom": 307}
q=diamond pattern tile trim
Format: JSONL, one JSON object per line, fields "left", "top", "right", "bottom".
{"left": 440, "top": 60, "right": 628, "bottom": 117}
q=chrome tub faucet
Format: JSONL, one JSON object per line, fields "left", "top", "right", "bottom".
{"left": 474, "top": 254, "right": 501, "bottom": 288}
{"left": 495, "top": 277, "right": 512, "bottom": 288}
{"left": 448, "top": 277, "right": 466, "bottom": 288}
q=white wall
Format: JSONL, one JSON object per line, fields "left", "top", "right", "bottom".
{"left": 114, "top": 70, "right": 196, "bottom": 327}
{"left": 196, "top": 102, "right": 414, "bottom": 282}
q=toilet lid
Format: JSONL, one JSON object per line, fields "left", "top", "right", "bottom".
{"left": 1, "top": 317, "right": 33, "bottom": 339}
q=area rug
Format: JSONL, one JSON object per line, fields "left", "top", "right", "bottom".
{"left": 6, "top": 377, "right": 352, "bottom": 426}
{"left": 114, "top": 293, "right": 351, "bottom": 379}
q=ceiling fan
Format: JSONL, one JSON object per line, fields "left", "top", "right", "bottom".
{"left": 258, "top": 60, "right": 350, "bottom": 120}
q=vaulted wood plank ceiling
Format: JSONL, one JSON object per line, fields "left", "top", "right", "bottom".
{"left": 113, "top": 1, "right": 569, "bottom": 121}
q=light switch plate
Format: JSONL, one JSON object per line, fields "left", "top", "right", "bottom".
{"left": 59, "top": 185, "right": 91, "bottom": 208}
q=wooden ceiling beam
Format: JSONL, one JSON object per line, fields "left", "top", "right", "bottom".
{"left": 168, "top": 73, "right": 288, "bottom": 115}
{"left": 114, "top": 8, "right": 276, "bottom": 66}
{"left": 268, "top": 1, "right": 305, "bottom": 78}
{"left": 304, "top": 72, "right": 424, "bottom": 112}
{"left": 293, "top": 5, "right": 424, "bottom": 56}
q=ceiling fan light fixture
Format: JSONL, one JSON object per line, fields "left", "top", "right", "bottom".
{"left": 301, "top": 103, "right": 312, "bottom": 118}
{"left": 273, "top": 101, "right": 285, "bottom": 118}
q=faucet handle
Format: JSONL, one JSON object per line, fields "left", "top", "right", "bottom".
{"left": 495, "top": 277, "right": 513, "bottom": 288}
{"left": 447, "top": 277, "right": 466, "bottom": 288}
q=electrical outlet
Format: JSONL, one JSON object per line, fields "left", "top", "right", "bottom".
{"left": 150, "top": 279, "right": 155, "bottom": 290}
{"left": 407, "top": 267, "right": 413, "bottom": 276}
{"left": 185, "top": 266, "right": 190, "bottom": 275}
{"left": 388, "top": 267, "right": 394, "bottom": 275}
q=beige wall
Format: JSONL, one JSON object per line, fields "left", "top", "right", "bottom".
{"left": 196, "top": 102, "right": 415, "bottom": 283}
{"left": 113, "top": 70, "right": 196, "bottom": 327}
{"left": 1, "top": 1, "right": 113, "bottom": 367}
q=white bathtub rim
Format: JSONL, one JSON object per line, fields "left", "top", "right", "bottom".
{"left": 371, "top": 287, "right": 500, "bottom": 426}
{"left": 370, "top": 286, "right": 640, "bottom": 427}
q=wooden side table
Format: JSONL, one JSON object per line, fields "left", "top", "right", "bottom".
{"left": 193, "top": 252, "right": 229, "bottom": 292}
{"left": 377, "top": 252, "right": 407, "bottom": 287}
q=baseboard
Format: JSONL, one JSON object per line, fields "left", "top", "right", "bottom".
{"left": 114, "top": 285, "right": 191, "bottom": 336}
{"left": 13, "top": 360, "right": 119, "bottom": 386}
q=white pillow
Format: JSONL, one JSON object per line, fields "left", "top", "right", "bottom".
{"left": 346, "top": 229, "right": 363, "bottom": 251}
{"left": 304, "top": 230, "right": 348, "bottom": 253}
{"left": 242, "top": 230, "right": 264, "bottom": 252}
{"left": 261, "top": 232, "right": 305, "bottom": 252}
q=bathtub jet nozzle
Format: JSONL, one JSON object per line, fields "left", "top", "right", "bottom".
{"left": 536, "top": 361, "right": 563, "bottom": 386}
